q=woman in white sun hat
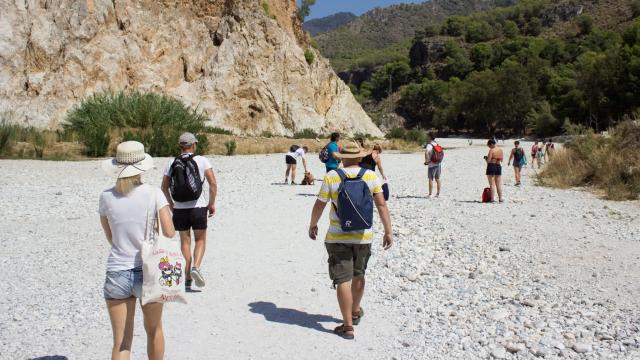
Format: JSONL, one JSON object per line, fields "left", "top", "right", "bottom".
{"left": 99, "top": 141, "right": 175, "bottom": 360}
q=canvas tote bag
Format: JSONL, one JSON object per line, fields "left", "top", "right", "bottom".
{"left": 141, "top": 189, "right": 187, "bottom": 305}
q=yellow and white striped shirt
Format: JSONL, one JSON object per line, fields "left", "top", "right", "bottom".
{"left": 317, "top": 167, "right": 383, "bottom": 244}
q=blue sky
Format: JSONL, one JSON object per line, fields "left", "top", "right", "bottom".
{"left": 299, "top": 0, "right": 426, "bottom": 20}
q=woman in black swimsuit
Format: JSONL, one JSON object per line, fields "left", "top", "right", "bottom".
{"left": 360, "top": 143, "right": 389, "bottom": 200}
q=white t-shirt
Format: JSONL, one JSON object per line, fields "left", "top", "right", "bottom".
{"left": 164, "top": 154, "right": 213, "bottom": 209}
{"left": 425, "top": 141, "right": 441, "bottom": 168}
{"left": 99, "top": 184, "right": 169, "bottom": 271}
{"left": 286, "top": 147, "right": 305, "bottom": 160}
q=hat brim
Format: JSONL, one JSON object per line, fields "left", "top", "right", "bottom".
{"left": 339, "top": 151, "right": 368, "bottom": 159}
{"left": 102, "top": 154, "right": 154, "bottom": 178}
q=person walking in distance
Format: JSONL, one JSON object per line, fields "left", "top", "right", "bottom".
{"left": 530, "top": 141, "right": 539, "bottom": 169}
{"left": 507, "top": 141, "right": 526, "bottom": 186}
{"left": 325, "top": 133, "right": 342, "bottom": 173}
{"left": 308, "top": 139, "right": 393, "bottom": 340}
{"left": 161, "top": 133, "right": 218, "bottom": 291}
{"left": 424, "top": 133, "right": 444, "bottom": 197}
{"left": 284, "top": 145, "right": 309, "bottom": 185}
{"left": 485, "top": 139, "right": 504, "bottom": 202}
{"left": 100, "top": 141, "right": 175, "bottom": 359}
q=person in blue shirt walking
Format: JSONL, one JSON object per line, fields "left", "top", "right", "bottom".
{"left": 325, "top": 132, "right": 342, "bottom": 173}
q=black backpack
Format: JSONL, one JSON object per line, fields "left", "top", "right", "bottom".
{"left": 169, "top": 154, "right": 203, "bottom": 202}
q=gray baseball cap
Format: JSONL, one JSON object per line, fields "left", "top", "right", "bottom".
{"left": 179, "top": 132, "right": 198, "bottom": 146}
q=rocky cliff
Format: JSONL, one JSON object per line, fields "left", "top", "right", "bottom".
{"left": 0, "top": 0, "right": 382, "bottom": 137}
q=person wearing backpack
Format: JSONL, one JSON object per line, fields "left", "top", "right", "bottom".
{"left": 507, "top": 140, "right": 526, "bottom": 186}
{"left": 308, "top": 139, "right": 393, "bottom": 341}
{"left": 320, "top": 132, "right": 342, "bottom": 173}
{"left": 424, "top": 133, "right": 444, "bottom": 197}
{"left": 161, "top": 132, "right": 218, "bottom": 291}
{"left": 284, "top": 145, "right": 309, "bottom": 184}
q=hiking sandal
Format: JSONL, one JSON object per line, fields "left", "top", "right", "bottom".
{"left": 334, "top": 324, "right": 355, "bottom": 340}
{"left": 352, "top": 307, "right": 364, "bottom": 326}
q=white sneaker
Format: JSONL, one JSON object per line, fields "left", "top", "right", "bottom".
{"left": 191, "top": 267, "right": 205, "bottom": 288}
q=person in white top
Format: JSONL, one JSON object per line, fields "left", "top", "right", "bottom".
{"left": 161, "top": 133, "right": 218, "bottom": 291}
{"left": 99, "top": 141, "right": 175, "bottom": 360}
{"left": 424, "top": 133, "right": 443, "bottom": 197}
{"left": 284, "top": 145, "right": 309, "bottom": 184}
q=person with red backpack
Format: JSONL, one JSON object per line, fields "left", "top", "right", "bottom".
{"left": 508, "top": 140, "right": 526, "bottom": 186}
{"left": 424, "top": 133, "right": 444, "bottom": 197}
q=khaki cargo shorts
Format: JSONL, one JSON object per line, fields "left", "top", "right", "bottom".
{"left": 325, "top": 243, "right": 372, "bottom": 285}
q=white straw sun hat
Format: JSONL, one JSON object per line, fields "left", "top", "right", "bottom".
{"left": 102, "top": 141, "right": 154, "bottom": 179}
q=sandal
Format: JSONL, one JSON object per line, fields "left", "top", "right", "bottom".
{"left": 334, "top": 324, "right": 355, "bottom": 340}
{"left": 352, "top": 307, "right": 364, "bottom": 326}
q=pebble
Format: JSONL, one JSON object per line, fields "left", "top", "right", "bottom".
{"left": 491, "top": 347, "right": 507, "bottom": 359}
{"left": 505, "top": 342, "right": 525, "bottom": 353}
{"left": 572, "top": 343, "right": 593, "bottom": 353}
{"left": 499, "top": 246, "right": 511, "bottom": 252}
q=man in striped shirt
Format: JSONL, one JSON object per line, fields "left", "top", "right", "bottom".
{"left": 308, "top": 139, "right": 393, "bottom": 340}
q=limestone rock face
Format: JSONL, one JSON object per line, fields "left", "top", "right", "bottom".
{"left": 0, "top": 0, "right": 382, "bottom": 137}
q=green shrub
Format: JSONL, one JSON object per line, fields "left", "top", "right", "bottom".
{"left": 577, "top": 15, "right": 594, "bottom": 35}
{"left": 304, "top": 48, "right": 315, "bottom": 65}
{"left": 386, "top": 127, "right": 407, "bottom": 139}
{"left": 261, "top": 1, "right": 270, "bottom": 15}
{"left": 540, "top": 121, "right": 640, "bottom": 200}
{"left": 293, "top": 129, "right": 319, "bottom": 139}
{"left": 204, "top": 126, "right": 233, "bottom": 135}
{"left": 633, "top": 0, "right": 640, "bottom": 18}
{"left": 224, "top": 140, "right": 237, "bottom": 156}
{"left": 0, "top": 118, "right": 16, "bottom": 154}
{"left": 65, "top": 91, "right": 209, "bottom": 157}
{"left": 404, "top": 129, "right": 427, "bottom": 144}
{"left": 260, "top": 131, "right": 274, "bottom": 138}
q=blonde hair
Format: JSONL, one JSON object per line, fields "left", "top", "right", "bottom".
{"left": 373, "top": 144, "right": 382, "bottom": 153}
{"left": 115, "top": 174, "right": 142, "bottom": 194}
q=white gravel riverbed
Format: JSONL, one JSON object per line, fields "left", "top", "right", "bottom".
{"left": 0, "top": 139, "right": 638, "bottom": 359}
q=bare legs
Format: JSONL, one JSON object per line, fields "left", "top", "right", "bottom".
{"left": 106, "top": 299, "right": 164, "bottom": 360}
{"left": 180, "top": 229, "right": 207, "bottom": 281}
{"left": 514, "top": 166, "right": 522, "bottom": 185}
{"left": 487, "top": 175, "right": 503, "bottom": 202}
{"left": 142, "top": 302, "right": 165, "bottom": 360}
{"left": 335, "top": 276, "right": 365, "bottom": 336}
{"left": 107, "top": 298, "right": 135, "bottom": 360}
{"left": 285, "top": 164, "right": 297, "bottom": 183}
{"left": 428, "top": 178, "right": 441, "bottom": 197}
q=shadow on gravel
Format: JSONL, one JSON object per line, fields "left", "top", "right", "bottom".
{"left": 30, "top": 357, "right": 69, "bottom": 360}
{"left": 248, "top": 301, "right": 341, "bottom": 334}
{"left": 395, "top": 195, "right": 430, "bottom": 199}
{"left": 296, "top": 193, "right": 316, "bottom": 197}
{"left": 455, "top": 200, "right": 483, "bottom": 203}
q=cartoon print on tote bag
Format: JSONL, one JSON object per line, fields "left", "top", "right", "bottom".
{"left": 158, "top": 256, "right": 183, "bottom": 288}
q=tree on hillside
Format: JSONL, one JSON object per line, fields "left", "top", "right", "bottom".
{"left": 398, "top": 80, "right": 449, "bottom": 128}
{"left": 297, "top": 0, "right": 316, "bottom": 21}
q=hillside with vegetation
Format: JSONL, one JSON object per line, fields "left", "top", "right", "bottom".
{"left": 302, "top": 12, "right": 356, "bottom": 35}
{"left": 344, "top": 0, "right": 640, "bottom": 137}
{"left": 314, "top": 0, "right": 517, "bottom": 72}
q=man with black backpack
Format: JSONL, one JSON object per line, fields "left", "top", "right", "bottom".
{"left": 424, "top": 133, "right": 444, "bottom": 197}
{"left": 161, "top": 132, "right": 218, "bottom": 291}
{"left": 308, "top": 139, "right": 393, "bottom": 341}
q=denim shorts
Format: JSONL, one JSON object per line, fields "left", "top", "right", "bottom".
{"left": 104, "top": 267, "right": 142, "bottom": 300}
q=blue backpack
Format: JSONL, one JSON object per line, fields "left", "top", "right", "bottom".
{"left": 333, "top": 168, "right": 374, "bottom": 231}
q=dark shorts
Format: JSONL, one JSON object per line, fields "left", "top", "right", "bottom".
{"left": 325, "top": 243, "right": 372, "bottom": 285}
{"left": 486, "top": 163, "right": 502, "bottom": 176}
{"left": 173, "top": 207, "right": 208, "bottom": 231}
{"left": 285, "top": 155, "right": 297, "bottom": 165}
{"left": 513, "top": 162, "right": 523, "bottom": 169}
{"left": 428, "top": 165, "right": 441, "bottom": 180}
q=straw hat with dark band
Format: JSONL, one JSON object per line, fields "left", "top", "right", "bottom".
{"left": 102, "top": 141, "right": 154, "bottom": 179}
{"left": 339, "top": 138, "right": 369, "bottom": 159}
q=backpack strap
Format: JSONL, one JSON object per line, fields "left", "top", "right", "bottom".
{"left": 335, "top": 168, "right": 346, "bottom": 182}
{"left": 356, "top": 167, "right": 367, "bottom": 179}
